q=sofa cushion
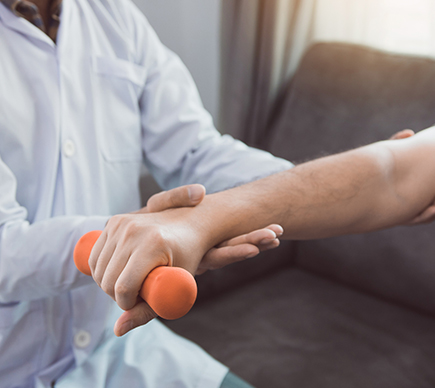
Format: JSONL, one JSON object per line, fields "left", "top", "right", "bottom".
{"left": 267, "top": 42, "right": 435, "bottom": 313}
{"left": 165, "top": 269, "right": 435, "bottom": 388}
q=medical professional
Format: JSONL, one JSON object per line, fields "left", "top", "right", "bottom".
{"left": 0, "top": 0, "right": 292, "bottom": 386}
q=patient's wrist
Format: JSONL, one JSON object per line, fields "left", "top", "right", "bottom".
{"left": 187, "top": 191, "right": 257, "bottom": 249}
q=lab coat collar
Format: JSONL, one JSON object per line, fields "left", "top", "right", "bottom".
{"left": 0, "top": 1, "right": 55, "bottom": 48}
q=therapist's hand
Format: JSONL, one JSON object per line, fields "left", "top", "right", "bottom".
{"left": 389, "top": 129, "right": 415, "bottom": 140}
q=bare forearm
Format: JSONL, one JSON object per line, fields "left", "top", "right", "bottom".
{"left": 192, "top": 128, "right": 435, "bottom": 244}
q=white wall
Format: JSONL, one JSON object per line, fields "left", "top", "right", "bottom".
{"left": 133, "top": 0, "right": 222, "bottom": 125}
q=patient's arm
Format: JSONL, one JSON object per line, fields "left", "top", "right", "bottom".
{"left": 193, "top": 126, "right": 435, "bottom": 242}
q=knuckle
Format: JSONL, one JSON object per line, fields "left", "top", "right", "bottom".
{"left": 168, "top": 189, "right": 181, "bottom": 208}
{"left": 100, "top": 278, "right": 114, "bottom": 296}
{"left": 148, "top": 228, "right": 165, "bottom": 244}
{"left": 124, "top": 220, "right": 141, "bottom": 237}
{"left": 107, "top": 214, "right": 123, "bottom": 228}
{"left": 92, "top": 272, "right": 101, "bottom": 286}
{"left": 91, "top": 267, "right": 102, "bottom": 285}
{"left": 146, "top": 192, "right": 158, "bottom": 205}
{"left": 140, "top": 306, "right": 158, "bottom": 322}
{"left": 147, "top": 192, "right": 164, "bottom": 212}
{"left": 146, "top": 198, "right": 156, "bottom": 212}
{"left": 114, "top": 282, "right": 131, "bottom": 298}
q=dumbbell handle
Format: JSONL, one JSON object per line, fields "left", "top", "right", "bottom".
{"left": 73, "top": 230, "right": 197, "bottom": 320}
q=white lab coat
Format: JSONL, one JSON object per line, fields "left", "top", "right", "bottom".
{"left": 0, "top": 0, "right": 292, "bottom": 386}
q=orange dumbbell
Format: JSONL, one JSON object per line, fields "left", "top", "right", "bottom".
{"left": 73, "top": 230, "right": 197, "bottom": 320}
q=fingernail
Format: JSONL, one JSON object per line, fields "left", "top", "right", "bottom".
{"left": 119, "top": 321, "right": 133, "bottom": 336}
{"left": 260, "top": 231, "right": 277, "bottom": 244}
{"left": 188, "top": 185, "right": 204, "bottom": 202}
{"left": 246, "top": 252, "right": 258, "bottom": 259}
{"left": 260, "top": 238, "right": 276, "bottom": 245}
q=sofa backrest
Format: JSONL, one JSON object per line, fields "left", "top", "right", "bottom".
{"left": 268, "top": 42, "right": 435, "bottom": 314}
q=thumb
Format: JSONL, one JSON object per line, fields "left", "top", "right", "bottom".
{"left": 114, "top": 298, "right": 158, "bottom": 336}
{"left": 147, "top": 184, "right": 206, "bottom": 213}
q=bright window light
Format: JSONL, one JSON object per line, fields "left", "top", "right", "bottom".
{"left": 313, "top": 0, "right": 435, "bottom": 58}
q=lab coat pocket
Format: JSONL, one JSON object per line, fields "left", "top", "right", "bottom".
{"left": 92, "top": 57, "right": 146, "bottom": 163}
{"left": 92, "top": 56, "right": 147, "bottom": 89}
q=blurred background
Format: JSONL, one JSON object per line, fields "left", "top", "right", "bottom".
{"left": 133, "top": 0, "right": 221, "bottom": 123}
{"left": 134, "top": 0, "right": 435, "bottom": 141}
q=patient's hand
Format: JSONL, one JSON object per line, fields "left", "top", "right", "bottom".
{"left": 389, "top": 129, "right": 435, "bottom": 225}
{"left": 390, "top": 129, "right": 435, "bottom": 225}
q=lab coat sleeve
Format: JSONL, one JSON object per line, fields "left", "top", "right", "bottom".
{"left": 136, "top": 16, "right": 293, "bottom": 193}
{"left": 0, "top": 156, "right": 109, "bottom": 303}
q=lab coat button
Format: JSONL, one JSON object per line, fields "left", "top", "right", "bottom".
{"left": 74, "top": 330, "right": 91, "bottom": 348}
{"left": 63, "top": 140, "right": 76, "bottom": 157}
